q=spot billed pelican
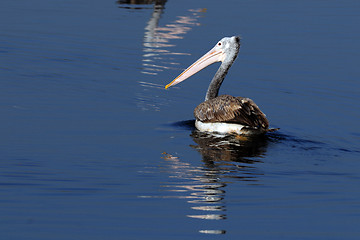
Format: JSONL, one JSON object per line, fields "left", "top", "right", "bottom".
{"left": 166, "top": 36, "right": 277, "bottom": 135}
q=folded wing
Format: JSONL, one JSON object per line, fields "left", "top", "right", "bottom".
{"left": 194, "top": 94, "right": 269, "bottom": 129}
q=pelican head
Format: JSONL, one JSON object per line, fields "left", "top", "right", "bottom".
{"left": 165, "top": 36, "right": 240, "bottom": 89}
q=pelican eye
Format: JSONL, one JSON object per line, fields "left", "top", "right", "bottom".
{"left": 218, "top": 42, "right": 222, "bottom": 46}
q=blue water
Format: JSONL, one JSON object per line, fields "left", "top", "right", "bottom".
{"left": 1, "top": 0, "right": 360, "bottom": 239}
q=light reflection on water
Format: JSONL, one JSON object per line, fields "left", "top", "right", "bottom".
{"left": 118, "top": 0, "right": 206, "bottom": 112}
{"left": 118, "top": 0, "right": 205, "bottom": 76}
{"left": 141, "top": 5, "right": 205, "bottom": 76}
{"left": 140, "top": 129, "right": 269, "bottom": 235}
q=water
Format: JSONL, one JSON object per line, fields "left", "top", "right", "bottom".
{"left": 1, "top": 0, "right": 360, "bottom": 239}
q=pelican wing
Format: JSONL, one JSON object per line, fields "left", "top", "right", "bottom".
{"left": 194, "top": 95, "right": 269, "bottom": 129}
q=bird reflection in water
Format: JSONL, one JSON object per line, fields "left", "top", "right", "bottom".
{"left": 118, "top": 0, "right": 206, "bottom": 111}
{"left": 190, "top": 131, "right": 268, "bottom": 170}
{"left": 117, "top": 0, "right": 167, "bottom": 8}
{"left": 160, "top": 128, "right": 269, "bottom": 235}
{"left": 118, "top": 0, "right": 206, "bottom": 76}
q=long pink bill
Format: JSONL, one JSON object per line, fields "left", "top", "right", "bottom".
{"left": 165, "top": 46, "right": 224, "bottom": 89}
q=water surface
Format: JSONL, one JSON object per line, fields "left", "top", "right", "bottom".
{"left": 1, "top": 0, "right": 360, "bottom": 239}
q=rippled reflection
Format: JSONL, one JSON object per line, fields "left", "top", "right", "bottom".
{"left": 190, "top": 131, "right": 269, "bottom": 167}
{"left": 117, "top": 0, "right": 167, "bottom": 8}
{"left": 118, "top": 1, "right": 206, "bottom": 112}
{"left": 142, "top": 7, "right": 205, "bottom": 76}
{"left": 118, "top": 0, "right": 205, "bottom": 75}
{"left": 199, "top": 229, "right": 226, "bottom": 235}
{"left": 142, "top": 131, "right": 269, "bottom": 235}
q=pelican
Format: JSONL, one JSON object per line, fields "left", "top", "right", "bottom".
{"left": 165, "top": 36, "right": 276, "bottom": 135}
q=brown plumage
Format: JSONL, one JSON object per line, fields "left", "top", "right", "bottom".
{"left": 194, "top": 94, "right": 269, "bottom": 130}
{"left": 165, "top": 36, "right": 277, "bottom": 135}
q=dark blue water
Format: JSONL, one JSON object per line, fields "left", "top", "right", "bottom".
{"left": 1, "top": 0, "right": 360, "bottom": 239}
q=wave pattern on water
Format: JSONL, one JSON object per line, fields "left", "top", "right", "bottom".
{"left": 138, "top": 131, "right": 270, "bottom": 234}
{"left": 141, "top": 7, "right": 205, "bottom": 76}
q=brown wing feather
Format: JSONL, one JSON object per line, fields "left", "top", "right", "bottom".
{"left": 194, "top": 95, "right": 269, "bottom": 129}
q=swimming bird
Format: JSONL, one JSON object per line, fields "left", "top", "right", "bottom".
{"left": 165, "top": 36, "right": 275, "bottom": 135}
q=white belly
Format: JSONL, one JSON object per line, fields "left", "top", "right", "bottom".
{"left": 195, "top": 120, "right": 264, "bottom": 135}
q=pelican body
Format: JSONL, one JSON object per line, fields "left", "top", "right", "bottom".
{"left": 166, "top": 36, "right": 272, "bottom": 135}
